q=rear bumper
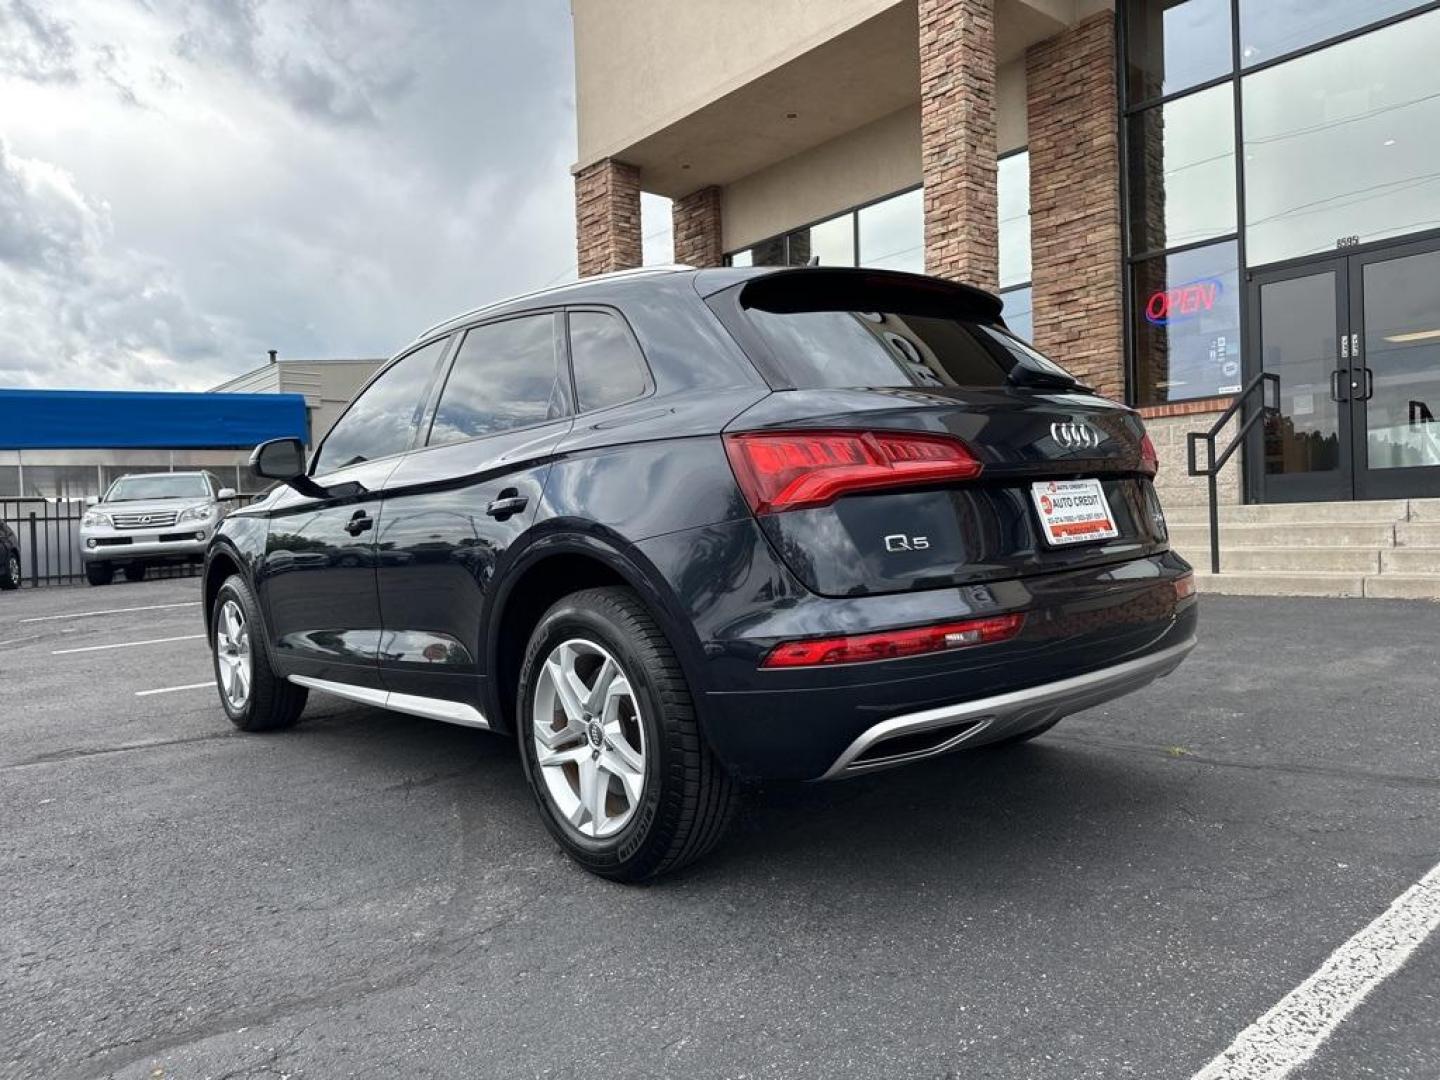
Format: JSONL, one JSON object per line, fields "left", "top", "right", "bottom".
{"left": 817, "top": 636, "right": 1194, "bottom": 779}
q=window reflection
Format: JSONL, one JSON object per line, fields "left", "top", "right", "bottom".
{"left": 1242, "top": 9, "right": 1440, "bottom": 265}
{"left": 1363, "top": 248, "right": 1440, "bottom": 470}
{"left": 998, "top": 151, "right": 1031, "bottom": 289}
{"left": 1127, "top": 83, "right": 1237, "bottom": 254}
{"left": 1000, "top": 285, "right": 1033, "bottom": 342}
{"left": 858, "top": 188, "right": 924, "bottom": 272}
{"left": 1240, "top": 0, "right": 1424, "bottom": 67}
{"left": 1132, "top": 239, "right": 1242, "bottom": 405}
{"left": 786, "top": 214, "right": 854, "bottom": 267}
{"left": 1125, "top": 0, "right": 1233, "bottom": 102}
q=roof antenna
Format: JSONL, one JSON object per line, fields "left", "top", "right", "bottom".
{"left": 268, "top": 349, "right": 278, "bottom": 364}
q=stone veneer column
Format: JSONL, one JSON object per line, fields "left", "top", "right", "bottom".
{"left": 574, "top": 158, "right": 642, "bottom": 277}
{"left": 1026, "top": 12, "right": 1126, "bottom": 400}
{"left": 672, "top": 186, "right": 724, "bottom": 267}
{"left": 919, "top": 0, "right": 998, "bottom": 292}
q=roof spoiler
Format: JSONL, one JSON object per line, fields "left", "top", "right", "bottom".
{"left": 728, "top": 266, "right": 1004, "bottom": 323}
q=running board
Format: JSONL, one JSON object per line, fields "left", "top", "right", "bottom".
{"left": 288, "top": 675, "right": 489, "bottom": 729}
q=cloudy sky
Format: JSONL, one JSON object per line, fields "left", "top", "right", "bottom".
{"left": 0, "top": 0, "right": 672, "bottom": 391}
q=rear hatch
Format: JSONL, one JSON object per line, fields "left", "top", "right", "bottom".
{"left": 707, "top": 268, "right": 1168, "bottom": 598}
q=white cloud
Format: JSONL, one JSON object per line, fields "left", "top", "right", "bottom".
{"left": 0, "top": 0, "right": 579, "bottom": 390}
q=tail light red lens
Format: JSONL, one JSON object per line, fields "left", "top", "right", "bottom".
{"left": 723, "top": 429, "right": 982, "bottom": 514}
{"left": 760, "top": 613, "right": 1025, "bottom": 668}
{"left": 1139, "top": 432, "right": 1159, "bottom": 476}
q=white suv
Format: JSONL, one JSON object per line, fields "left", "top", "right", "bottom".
{"left": 81, "top": 472, "right": 236, "bottom": 585}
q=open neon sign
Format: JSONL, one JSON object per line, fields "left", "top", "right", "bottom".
{"left": 1145, "top": 277, "right": 1224, "bottom": 325}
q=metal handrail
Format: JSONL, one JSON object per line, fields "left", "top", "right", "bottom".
{"left": 1185, "top": 372, "right": 1281, "bottom": 574}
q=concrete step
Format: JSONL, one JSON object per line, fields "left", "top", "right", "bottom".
{"left": 1406, "top": 498, "right": 1440, "bottom": 521}
{"left": 1200, "top": 547, "right": 1382, "bottom": 573}
{"left": 1164, "top": 499, "right": 1408, "bottom": 525}
{"left": 1381, "top": 547, "right": 1440, "bottom": 574}
{"left": 1396, "top": 522, "right": 1440, "bottom": 546}
{"left": 1192, "top": 571, "right": 1366, "bottom": 597}
{"left": 1363, "top": 574, "right": 1440, "bottom": 600}
{"left": 1168, "top": 521, "right": 1395, "bottom": 549}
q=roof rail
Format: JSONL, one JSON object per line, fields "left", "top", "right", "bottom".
{"left": 417, "top": 264, "right": 697, "bottom": 340}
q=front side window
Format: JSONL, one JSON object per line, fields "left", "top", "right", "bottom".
{"left": 569, "top": 311, "right": 649, "bottom": 411}
{"left": 314, "top": 336, "right": 448, "bottom": 474}
{"left": 428, "top": 314, "right": 566, "bottom": 446}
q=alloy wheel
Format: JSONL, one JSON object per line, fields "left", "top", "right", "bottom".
{"left": 215, "top": 598, "right": 252, "bottom": 710}
{"left": 532, "top": 638, "right": 647, "bottom": 839}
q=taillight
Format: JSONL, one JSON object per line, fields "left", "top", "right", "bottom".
{"left": 760, "top": 613, "right": 1024, "bottom": 668}
{"left": 1139, "top": 432, "right": 1159, "bottom": 476}
{"left": 723, "top": 429, "right": 982, "bottom": 514}
{"left": 1174, "top": 571, "right": 1196, "bottom": 601}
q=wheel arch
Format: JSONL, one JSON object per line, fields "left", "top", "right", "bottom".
{"left": 202, "top": 542, "right": 245, "bottom": 636}
{"left": 485, "top": 532, "right": 707, "bottom": 737}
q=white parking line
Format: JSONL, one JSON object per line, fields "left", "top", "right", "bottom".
{"left": 52, "top": 633, "right": 205, "bottom": 655}
{"left": 135, "top": 681, "right": 215, "bottom": 697}
{"left": 1192, "top": 859, "right": 1440, "bottom": 1080}
{"left": 21, "top": 601, "right": 201, "bottom": 624}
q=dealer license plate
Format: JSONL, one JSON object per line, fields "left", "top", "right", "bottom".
{"left": 1030, "top": 478, "right": 1119, "bottom": 547}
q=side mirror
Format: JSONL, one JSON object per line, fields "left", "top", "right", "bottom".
{"left": 86, "top": 495, "right": 100, "bottom": 507}
{"left": 217, "top": 487, "right": 237, "bottom": 501}
{"left": 249, "top": 438, "right": 306, "bottom": 481}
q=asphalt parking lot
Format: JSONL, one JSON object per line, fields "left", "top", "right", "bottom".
{"left": 1, "top": 579, "right": 1437, "bottom": 1079}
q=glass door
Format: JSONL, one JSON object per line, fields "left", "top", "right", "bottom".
{"left": 1350, "top": 237, "right": 1440, "bottom": 500}
{"left": 1248, "top": 261, "right": 1353, "bottom": 503}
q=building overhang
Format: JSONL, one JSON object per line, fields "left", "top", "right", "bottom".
{"left": 574, "top": 0, "right": 1107, "bottom": 199}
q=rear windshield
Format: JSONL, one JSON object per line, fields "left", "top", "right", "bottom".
{"left": 741, "top": 307, "right": 1076, "bottom": 390}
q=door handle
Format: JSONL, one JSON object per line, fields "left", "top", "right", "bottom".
{"left": 486, "top": 489, "right": 528, "bottom": 519}
{"left": 1330, "top": 369, "right": 1349, "bottom": 403}
{"left": 344, "top": 510, "right": 374, "bottom": 536}
{"left": 1361, "top": 367, "right": 1375, "bottom": 401}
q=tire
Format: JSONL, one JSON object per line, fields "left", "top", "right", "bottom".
{"left": 121, "top": 562, "right": 148, "bottom": 582}
{"left": 85, "top": 561, "right": 114, "bottom": 587}
{"left": 210, "top": 573, "right": 307, "bottom": 732}
{"left": 984, "top": 715, "right": 1062, "bottom": 748}
{"left": 517, "top": 586, "right": 737, "bottom": 882}
{"left": 0, "top": 548, "right": 19, "bottom": 590}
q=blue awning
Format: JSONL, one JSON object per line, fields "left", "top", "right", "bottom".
{"left": 0, "top": 388, "right": 309, "bottom": 450}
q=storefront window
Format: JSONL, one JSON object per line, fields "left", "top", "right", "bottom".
{"left": 1242, "top": 8, "right": 1440, "bottom": 266}
{"left": 1125, "top": 0, "right": 1233, "bottom": 103}
{"left": 1000, "top": 285, "right": 1033, "bottom": 342}
{"left": 858, "top": 188, "right": 923, "bottom": 273}
{"left": 1131, "top": 239, "right": 1242, "bottom": 405}
{"left": 998, "top": 151, "right": 1031, "bottom": 289}
{"left": 785, "top": 213, "right": 855, "bottom": 267}
{"left": 729, "top": 249, "right": 753, "bottom": 267}
{"left": 22, "top": 465, "right": 101, "bottom": 500}
{"left": 749, "top": 236, "right": 786, "bottom": 267}
{"left": 1127, "top": 83, "right": 1237, "bottom": 255}
{"left": 0, "top": 465, "right": 18, "bottom": 496}
{"left": 1239, "top": 0, "right": 1425, "bottom": 68}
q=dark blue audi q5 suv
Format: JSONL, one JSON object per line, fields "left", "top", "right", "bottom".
{"left": 204, "top": 265, "right": 1196, "bottom": 880}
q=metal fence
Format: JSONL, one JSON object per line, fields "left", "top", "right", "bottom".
{"left": 1, "top": 496, "right": 258, "bottom": 588}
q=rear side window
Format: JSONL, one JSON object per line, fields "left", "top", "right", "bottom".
{"left": 742, "top": 307, "right": 1074, "bottom": 390}
{"left": 313, "top": 336, "right": 448, "bottom": 473}
{"left": 427, "top": 314, "right": 567, "bottom": 446}
{"left": 569, "top": 310, "right": 648, "bottom": 411}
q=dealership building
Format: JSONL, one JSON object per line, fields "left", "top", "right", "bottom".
{"left": 568, "top": 0, "right": 1440, "bottom": 596}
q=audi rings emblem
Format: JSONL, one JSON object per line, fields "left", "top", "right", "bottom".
{"left": 1050, "top": 421, "right": 1104, "bottom": 451}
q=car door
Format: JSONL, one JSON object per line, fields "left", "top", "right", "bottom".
{"left": 258, "top": 335, "right": 451, "bottom": 689}
{"left": 374, "top": 311, "right": 572, "bottom": 713}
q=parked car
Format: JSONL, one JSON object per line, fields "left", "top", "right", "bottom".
{"left": 82, "top": 471, "right": 237, "bottom": 585}
{"left": 203, "top": 265, "right": 1196, "bottom": 881}
{"left": 0, "top": 518, "right": 19, "bottom": 590}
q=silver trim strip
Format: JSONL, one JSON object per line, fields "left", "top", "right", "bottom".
{"left": 288, "top": 675, "right": 489, "bottom": 730}
{"left": 819, "top": 637, "right": 1197, "bottom": 780}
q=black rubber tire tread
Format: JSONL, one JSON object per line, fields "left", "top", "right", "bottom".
{"left": 85, "top": 562, "right": 113, "bottom": 587}
{"left": 983, "top": 715, "right": 1062, "bottom": 748}
{"left": 518, "top": 586, "right": 737, "bottom": 882}
{"left": 122, "top": 563, "right": 148, "bottom": 582}
{"left": 212, "top": 573, "right": 308, "bottom": 732}
{"left": 0, "top": 549, "right": 18, "bottom": 590}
